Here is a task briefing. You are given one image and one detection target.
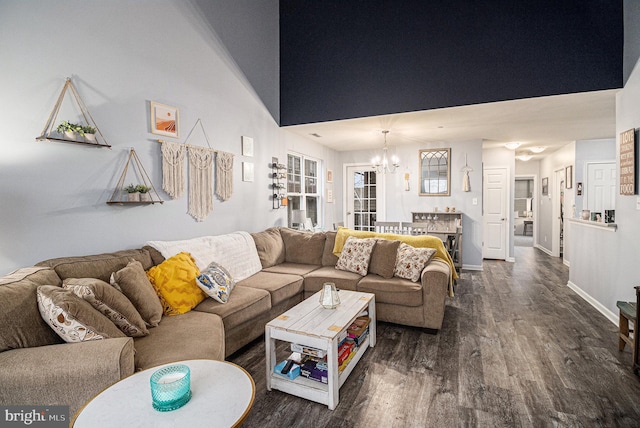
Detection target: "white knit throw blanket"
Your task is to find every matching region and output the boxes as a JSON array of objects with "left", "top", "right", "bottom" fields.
[
  {"left": 161, "top": 141, "right": 186, "bottom": 199},
  {"left": 188, "top": 146, "right": 215, "bottom": 221},
  {"left": 216, "top": 151, "right": 234, "bottom": 201}
]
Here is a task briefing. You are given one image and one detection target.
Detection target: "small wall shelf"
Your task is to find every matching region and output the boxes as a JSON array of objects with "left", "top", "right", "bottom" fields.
[
  {"left": 272, "top": 157, "right": 287, "bottom": 209},
  {"left": 107, "top": 149, "right": 163, "bottom": 205},
  {"left": 36, "top": 77, "right": 111, "bottom": 148}
]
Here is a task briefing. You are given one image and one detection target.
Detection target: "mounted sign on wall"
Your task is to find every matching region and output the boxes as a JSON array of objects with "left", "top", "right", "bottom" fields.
[{"left": 619, "top": 128, "right": 636, "bottom": 195}]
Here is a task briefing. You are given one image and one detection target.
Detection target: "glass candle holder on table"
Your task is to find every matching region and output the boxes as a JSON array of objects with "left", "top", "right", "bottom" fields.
[{"left": 150, "top": 364, "right": 192, "bottom": 412}]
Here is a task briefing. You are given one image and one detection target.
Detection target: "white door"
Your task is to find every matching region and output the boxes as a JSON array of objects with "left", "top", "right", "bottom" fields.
[
  {"left": 344, "top": 165, "right": 378, "bottom": 231},
  {"left": 483, "top": 167, "right": 508, "bottom": 260},
  {"left": 586, "top": 162, "right": 616, "bottom": 213}
]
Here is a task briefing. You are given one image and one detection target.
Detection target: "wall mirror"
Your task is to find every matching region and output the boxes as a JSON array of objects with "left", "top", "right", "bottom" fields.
[{"left": 419, "top": 148, "right": 450, "bottom": 196}]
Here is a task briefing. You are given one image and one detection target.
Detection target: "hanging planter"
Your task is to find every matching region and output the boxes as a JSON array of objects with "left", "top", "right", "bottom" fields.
[
  {"left": 124, "top": 184, "right": 140, "bottom": 202},
  {"left": 55, "top": 121, "right": 81, "bottom": 141},
  {"left": 137, "top": 185, "right": 152, "bottom": 202},
  {"left": 107, "top": 149, "right": 163, "bottom": 205},
  {"left": 36, "top": 77, "right": 111, "bottom": 148},
  {"left": 80, "top": 125, "right": 97, "bottom": 143}
]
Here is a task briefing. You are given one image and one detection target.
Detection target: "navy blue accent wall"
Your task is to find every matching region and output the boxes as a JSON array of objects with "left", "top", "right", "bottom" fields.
[{"left": 280, "top": 0, "right": 623, "bottom": 126}]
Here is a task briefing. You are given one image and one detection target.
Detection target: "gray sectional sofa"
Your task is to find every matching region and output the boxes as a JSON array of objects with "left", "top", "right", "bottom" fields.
[{"left": 0, "top": 227, "right": 451, "bottom": 416}]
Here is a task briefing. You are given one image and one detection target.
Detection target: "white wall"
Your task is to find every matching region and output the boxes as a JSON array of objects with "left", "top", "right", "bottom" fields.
[
  {"left": 0, "top": 1, "right": 336, "bottom": 274},
  {"left": 537, "top": 143, "right": 575, "bottom": 256},
  {"left": 568, "top": 58, "right": 640, "bottom": 322},
  {"left": 339, "top": 140, "right": 484, "bottom": 269},
  {"left": 574, "top": 138, "right": 616, "bottom": 214}
]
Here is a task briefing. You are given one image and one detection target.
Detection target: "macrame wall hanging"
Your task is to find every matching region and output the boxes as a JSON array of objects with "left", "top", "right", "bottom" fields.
[
  {"left": 216, "top": 151, "right": 234, "bottom": 201},
  {"left": 161, "top": 140, "right": 186, "bottom": 199},
  {"left": 157, "top": 118, "right": 234, "bottom": 221},
  {"left": 188, "top": 145, "right": 215, "bottom": 221}
]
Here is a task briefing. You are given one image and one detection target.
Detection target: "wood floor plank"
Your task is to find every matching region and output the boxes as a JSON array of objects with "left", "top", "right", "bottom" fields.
[{"left": 230, "top": 247, "right": 640, "bottom": 427}]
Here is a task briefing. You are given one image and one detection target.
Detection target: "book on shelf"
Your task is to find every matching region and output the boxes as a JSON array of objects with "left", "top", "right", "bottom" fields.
[
  {"left": 290, "top": 343, "right": 327, "bottom": 358},
  {"left": 347, "top": 316, "right": 370, "bottom": 338},
  {"left": 299, "top": 358, "right": 328, "bottom": 384}
]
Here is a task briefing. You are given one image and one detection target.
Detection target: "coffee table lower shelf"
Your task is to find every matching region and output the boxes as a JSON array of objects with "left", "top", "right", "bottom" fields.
[
  {"left": 265, "top": 290, "right": 376, "bottom": 410},
  {"left": 268, "top": 335, "right": 370, "bottom": 406}
]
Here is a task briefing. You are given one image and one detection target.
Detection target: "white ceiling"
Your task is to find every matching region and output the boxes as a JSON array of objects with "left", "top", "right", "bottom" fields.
[{"left": 283, "top": 89, "right": 619, "bottom": 159}]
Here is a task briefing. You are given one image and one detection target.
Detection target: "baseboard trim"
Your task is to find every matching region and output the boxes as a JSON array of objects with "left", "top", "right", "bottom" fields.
[
  {"left": 506, "top": 257, "right": 516, "bottom": 263},
  {"left": 563, "top": 259, "right": 570, "bottom": 268},
  {"left": 566, "top": 280, "right": 617, "bottom": 326},
  {"left": 535, "top": 244, "right": 553, "bottom": 256},
  {"left": 462, "top": 264, "right": 483, "bottom": 271}
]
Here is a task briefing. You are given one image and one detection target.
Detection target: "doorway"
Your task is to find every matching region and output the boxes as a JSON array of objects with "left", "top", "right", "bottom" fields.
[
  {"left": 514, "top": 176, "right": 535, "bottom": 247},
  {"left": 344, "top": 165, "right": 380, "bottom": 231},
  {"left": 483, "top": 167, "right": 509, "bottom": 260}
]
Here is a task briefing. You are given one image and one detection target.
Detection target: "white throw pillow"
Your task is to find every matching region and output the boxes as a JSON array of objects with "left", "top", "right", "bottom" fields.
[
  {"left": 196, "top": 262, "right": 235, "bottom": 304},
  {"left": 393, "top": 243, "right": 436, "bottom": 282},
  {"left": 335, "top": 236, "right": 376, "bottom": 276}
]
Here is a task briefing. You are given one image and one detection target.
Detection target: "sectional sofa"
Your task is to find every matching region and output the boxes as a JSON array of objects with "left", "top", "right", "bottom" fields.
[{"left": 0, "top": 227, "right": 452, "bottom": 416}]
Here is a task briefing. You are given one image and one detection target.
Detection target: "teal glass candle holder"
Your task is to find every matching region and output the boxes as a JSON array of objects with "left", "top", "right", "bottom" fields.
[{"left": 150, "top": 364, "right": 192, "bottom": 412}]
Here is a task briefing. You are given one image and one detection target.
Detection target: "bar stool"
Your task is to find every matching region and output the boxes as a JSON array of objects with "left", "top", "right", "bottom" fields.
[{"left": 617, "top": 300, "right": 637, "bottom": 363}]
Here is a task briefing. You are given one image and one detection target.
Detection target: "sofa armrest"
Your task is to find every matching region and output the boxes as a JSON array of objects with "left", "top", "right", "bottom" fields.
[
  {"left": 419, "top": 259, "right": 451, "bottom": 329},
  {"left": 0, "top": 337, "right": 135, "bottom": 416}
]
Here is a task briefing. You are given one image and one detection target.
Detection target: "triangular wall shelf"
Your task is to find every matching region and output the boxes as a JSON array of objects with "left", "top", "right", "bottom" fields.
[
  {"left": 36, "top": 77, "right": 111, "bottom": 148},
  {"left": 107, "top": 149, "right": 163, "bottom": 205}
]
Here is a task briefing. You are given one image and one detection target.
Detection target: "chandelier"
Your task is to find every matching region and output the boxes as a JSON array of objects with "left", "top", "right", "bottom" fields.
[{"left": 371, "top": 130, "right": 399, "bottom": 174}]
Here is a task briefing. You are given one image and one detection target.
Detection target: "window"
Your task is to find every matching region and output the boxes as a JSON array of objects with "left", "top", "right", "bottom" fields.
[{"left": 287, "top": 153, "right": 321, "bottom": 229}]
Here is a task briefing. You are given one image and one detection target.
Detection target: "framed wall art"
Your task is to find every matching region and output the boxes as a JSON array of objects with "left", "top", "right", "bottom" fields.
[
  {"left": 327, "top": 169, "right": 333, "bottom": 183},
  {"left": 242, "top": 136, "right": 254, "bottom": 157},
  {"left": 620, "top": 128, "right": 636, "bottom": 195},
  {"left": 150, "top": 102, "right": 179, "bottom": 138},
  {"left": 565, "top": 165, "right": 573, "bottom": 189},
  {"left": 542, "top": 177, "right": 549, "bottom": 196},
  {"left": 242, "top": 162, "right": 254, "bottom": 182}
]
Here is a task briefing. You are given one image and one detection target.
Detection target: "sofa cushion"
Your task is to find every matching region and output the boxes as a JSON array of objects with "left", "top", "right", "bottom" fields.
[
  {"left": 146, "top": 252, "right": 206, "bottom": 316},
  {"left": 193, "top": 285, "right": 271, "bottom": 329},
  {"left": 0, "top": 267, "right": 64, "bottom": 352},
  {"left": 369, "top": 239, "right": 401, "bottom": 279},
  {"left": 142, "top": 245, "right": 166, "bottom": 266},
  {"left": 356, "top": 275, "right": 423, "bottom": 307},
  {"left": 111, "top": 260, "right": 163, "bottom": 327},
  {"left": 37, "top": 285, "right": 126, "bottom": 342},
  {"left": 133, "top": 311, "right": 225, "bottom": 370},
  {"left": 280, "top": 228, "right": 325, "bottom": 265},
  {"left": 35, "top": 249, "right": 154, "bottom": 283},
  {"left": 322, "top": 231, "right": 339, "bottom": 266},
  {"left": 196, "top": 261, "right": 236, "bottom": 304},
  {"left": 251, "top": 227, "right": 285, "bottom": 268},
  {"left": 63, "top": 278, "right": 149, "bottom": 337},
  {"left": 394, "top": 243, "right": 436, "bottom": 282},
  {"left": 303, "top": 266, "right": 362, "bottom": 293},
  {"left": 237, "top": 271, "right": 303, "bottom": 306},
  {"left": 262, "top": 262, "right": 320, "bottom": 276},
  {"left": 335, "top": 237, "right": 376, "bottom": 276}
]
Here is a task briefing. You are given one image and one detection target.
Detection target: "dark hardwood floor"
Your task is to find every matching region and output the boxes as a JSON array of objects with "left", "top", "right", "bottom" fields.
[{"left": 229, "top": 247, "right": 640, "bottom": 427}]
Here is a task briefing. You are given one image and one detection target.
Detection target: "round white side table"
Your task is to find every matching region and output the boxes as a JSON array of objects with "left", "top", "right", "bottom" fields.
[{"left": 72, "top": 359, "right": 255, "bottom": 427}]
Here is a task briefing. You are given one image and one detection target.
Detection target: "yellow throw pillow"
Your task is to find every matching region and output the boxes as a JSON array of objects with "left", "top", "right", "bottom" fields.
[{"left": 146, "top": 252, "right": 206, "bottom": 316}]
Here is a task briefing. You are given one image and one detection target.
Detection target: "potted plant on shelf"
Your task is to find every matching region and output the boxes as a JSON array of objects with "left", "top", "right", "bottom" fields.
[
  {"left": 79, "top": 125, "right": 97, "bottom": 143},
  {"left": 55, "top": 121, "right": 81, "bottom": 140},
  {"left": 136, "top": 184, "right": 152, "bottom": 202},
  {"left": 124, "top": 184, "right": 140, "bottom": 202}
]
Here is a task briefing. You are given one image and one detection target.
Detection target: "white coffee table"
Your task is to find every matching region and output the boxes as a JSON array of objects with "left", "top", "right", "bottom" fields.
[
  {"left": 265, "top": 290, "right": 376, "bottom": 410},
  {"left": 72, "top": 359, "right": 254, "bottom": 427}
]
